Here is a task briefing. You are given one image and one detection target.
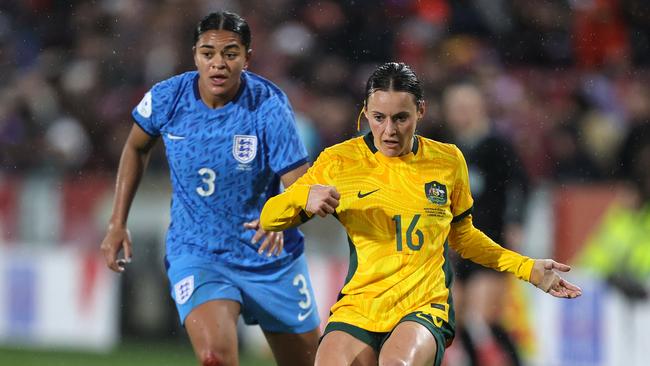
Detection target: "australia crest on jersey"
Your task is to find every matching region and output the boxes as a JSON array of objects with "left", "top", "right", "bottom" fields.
[
  {"left": 233, "top": 135, "right": 258, "bottom": 164},
  {"left": 425, "top": 181, "right": 447, "bottom": 205}
]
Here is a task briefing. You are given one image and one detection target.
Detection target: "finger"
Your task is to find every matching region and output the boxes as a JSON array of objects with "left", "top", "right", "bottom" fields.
[
  {"left": 548, "top": 288, "right": 566, "bottom": 298},
  {"left": 330, "top": 188, "right": 341, "bottom": 200},
  {"left": 104, "top": 250, "right": 120, "bottom": 272},
  {"left": 560, "top": 279, "right": 582, "bottom": 293},
  {"left": 325, "top": 196, "right": 340, "bottom": 209},
  {"left": 258, "top": 233, "right": 272, "bottom": 254},
  {"left": 274, "top": 235, "right": 284, "bottom": 256},
  {"left": 243, "top": 220, "right": 259, "bottom": 229},
  {"left": 251, "top": 228, "right": 264, "bottom": 244},
  {"left": 123, "top": 239, "right": 133, "bottom": 262},
  {"left": 266, "top": 232, "right": 280, "bottom": 257},
  {"left": 322, "top": 203, "right": 336, "bottom": 214},
  {"left": 552, "top": 261, "right": 571, "bottom": 272}
]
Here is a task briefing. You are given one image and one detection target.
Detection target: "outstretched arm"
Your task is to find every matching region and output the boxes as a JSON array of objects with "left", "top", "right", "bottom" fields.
[
  {"left": 529, "top": 259, "right": 582, "bottom": 298},
  {"left": 100, "top": 124, "right": 157, "bottom": 272}
]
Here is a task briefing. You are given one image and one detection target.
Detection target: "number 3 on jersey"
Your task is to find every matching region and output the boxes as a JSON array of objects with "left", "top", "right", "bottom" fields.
[{"left": 196, "top": 167, "right": 216, "bottom": 197}]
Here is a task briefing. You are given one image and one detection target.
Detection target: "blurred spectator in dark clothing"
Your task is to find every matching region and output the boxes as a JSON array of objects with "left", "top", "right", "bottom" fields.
[
  {"left": 439, "top": 82, "right": 528, "bottom": 366},
  {"left": 547, "top": 123, "right": 603, "bottom": 183},
  {"left": 622, "top": 0, "right": 650, "bottom": 65}
]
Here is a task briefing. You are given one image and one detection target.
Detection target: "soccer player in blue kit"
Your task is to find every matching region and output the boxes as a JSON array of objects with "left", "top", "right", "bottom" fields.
[{"left": 100, "top": 11, "right": 320, "bottom": 366}]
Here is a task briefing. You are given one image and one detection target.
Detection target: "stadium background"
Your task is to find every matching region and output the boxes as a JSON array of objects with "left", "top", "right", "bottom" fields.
[{"left": 1, "top": 0, "right": 649, "bottom": 365}]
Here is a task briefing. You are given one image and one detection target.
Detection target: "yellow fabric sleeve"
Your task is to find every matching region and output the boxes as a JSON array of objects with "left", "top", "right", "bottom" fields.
[
  {"left": 260, "top": 184, "right": 312, "bottom": 231},
  {"left": 449, "top": 215, "right": 534, "bottom": 281},
  {"left": 450, "top": 145, "right": 474, "bottom": 217},
  {"left": 261, "top": 148, "right": 340, "bottom": 231}
]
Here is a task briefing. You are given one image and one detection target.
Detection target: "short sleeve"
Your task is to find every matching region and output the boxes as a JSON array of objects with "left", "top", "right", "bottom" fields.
[
  {"left": 450, "top": 145, "right": 474, "bottom": 222},
  {"left": 131, "top": 77, "right": 179, "bottom": 136},
  {"left": 261, "top": 94, "right": 309, "bottom": 175}
]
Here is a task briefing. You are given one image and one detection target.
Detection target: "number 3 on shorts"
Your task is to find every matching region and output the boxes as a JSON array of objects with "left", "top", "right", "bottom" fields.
[{"left": 293, "top": 274, "right": 312, "bottom": 309}]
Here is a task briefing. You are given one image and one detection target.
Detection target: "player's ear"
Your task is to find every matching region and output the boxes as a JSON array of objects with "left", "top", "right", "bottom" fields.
[
  {"left": 417, "top": 100, "right": 426, "bottom": 120},
  {"left": 192, "top": 46, "right": 199, "bottom": 68},
  {"left": 244, "top": 49, "right": 252, "bottom": 70}
]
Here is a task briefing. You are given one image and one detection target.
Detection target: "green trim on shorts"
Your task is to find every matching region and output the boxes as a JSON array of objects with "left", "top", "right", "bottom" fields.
[
  {"left": 399, "top": 312, "right": 455, "bottom": 366},
  {"left": 323, "top": 313, "right": 455, "bottom": 366},
  {"left": 322, "top": 322, "right": 388, "bottom": 352}
]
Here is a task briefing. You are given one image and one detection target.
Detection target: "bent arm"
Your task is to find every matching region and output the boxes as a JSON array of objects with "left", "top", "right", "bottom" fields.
[
  {"left": 449, "top": 215, "right": 534, "bottom": 281},
  {"left": 280, "top": 162, "right": 309, "bottom": 188},
  {"left": 260, "top": 184, "right": 312, "bottom": 231},
  {"left": 109, "top": 124, "right": 158, "bottom": 227}
]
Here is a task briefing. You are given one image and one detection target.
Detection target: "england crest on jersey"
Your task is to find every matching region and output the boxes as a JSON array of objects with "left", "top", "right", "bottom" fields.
[
  {"left": 233, "top": 135, "right": 258, "bottom": 164},
  {"left": 174, "top": 275, "right": 194, "bottom": 305}
]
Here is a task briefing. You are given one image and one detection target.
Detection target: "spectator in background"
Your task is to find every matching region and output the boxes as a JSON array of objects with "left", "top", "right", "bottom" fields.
[
  {"left": 581, "top": 84, "right": 650, "bottom": 300},
  {"left": 100, "top": 11, "right": 320, "bottom": 366},
  {"left": 441, "top": 82, "right": 529, "bottom": 366}
]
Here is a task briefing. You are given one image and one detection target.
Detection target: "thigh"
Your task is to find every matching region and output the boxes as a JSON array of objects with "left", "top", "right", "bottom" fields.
[
  {"left": 317, "top": 330, "right": 378, "bottom": 366},
  {"left": 185, "top": 299, "right": 241, "bottom": 366},
  {"left": 263, "top": 327, "right": 320, "bottom": 366},
  {"left": 240, "top": 254, "right": 320, "bottom": 333},
  {"left": 166, "top": 254, "right": 243, "bottom": 325},
  {"left": 379, "top": 321, "right": 438, "bottom": 366}
]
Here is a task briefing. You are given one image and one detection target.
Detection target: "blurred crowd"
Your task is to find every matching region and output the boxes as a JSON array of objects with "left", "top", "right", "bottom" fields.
[{"left": 1, "top": 0, "right": 650, "bottom": 185}]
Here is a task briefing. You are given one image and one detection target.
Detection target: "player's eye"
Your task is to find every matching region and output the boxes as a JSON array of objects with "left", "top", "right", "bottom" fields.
[
  {"left": 373, "top": 114, "right": 385, "bottom": 122},
  {"left": 394, "top": 113, "right": 409, "bottom": 123},
  {"left": 202, "top": 52, "right": 213, "bottom": 59},
  {"left": 224, "top": 52, "right": 238, "bottom": 60}
]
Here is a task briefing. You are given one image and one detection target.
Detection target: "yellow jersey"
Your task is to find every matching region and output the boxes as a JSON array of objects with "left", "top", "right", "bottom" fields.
[{"left": 261, "top": 133, "right": 533, "bottom": 332}]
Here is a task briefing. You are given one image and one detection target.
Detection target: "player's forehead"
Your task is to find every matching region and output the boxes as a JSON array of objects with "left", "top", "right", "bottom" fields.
[
  {"left": 195, "top": 29, "right": 244, "bottom": 50},
  {"left": 367, "top": 90, "right": 418, "bottom": 113}
]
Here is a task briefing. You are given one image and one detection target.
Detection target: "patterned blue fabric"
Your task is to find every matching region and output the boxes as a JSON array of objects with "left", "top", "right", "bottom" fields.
[
  {"left": 167, "top": 252, "right": 320, "bottom": 332},
  {"left": 132, "top": 71, "right": 308, "bottom": 268}
]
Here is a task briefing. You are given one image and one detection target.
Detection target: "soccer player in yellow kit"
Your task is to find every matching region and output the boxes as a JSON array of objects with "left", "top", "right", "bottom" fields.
[{"left": 260, "top": 62, "right": 582, "bottom": 366}]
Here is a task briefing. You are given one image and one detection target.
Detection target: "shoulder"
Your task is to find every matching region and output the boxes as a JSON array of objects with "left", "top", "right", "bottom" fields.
[
  {"left": 151, "top": 71, "right": 195, "bottom": 97},
  {"left": 418, "top": 135, "right": 464, "bottom": 161},
  {"left": 243, "top": 71, "right": 291, "bottom": 109},
  {"left": 318, "top": 136, "right": 367, "bottom": 162}
]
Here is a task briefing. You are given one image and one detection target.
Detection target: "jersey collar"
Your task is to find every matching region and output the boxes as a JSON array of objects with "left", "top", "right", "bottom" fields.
[{"left": 193, "top": 72, "right": 247, "bottom": 106}]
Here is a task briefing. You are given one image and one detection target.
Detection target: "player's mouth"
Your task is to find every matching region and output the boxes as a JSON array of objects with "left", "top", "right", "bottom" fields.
[
  {"left": 209, "top": 74, "right": 228, "bottom": 86},
  {"left": 383, "top": 139, "right": 400, "bottom": 149}
]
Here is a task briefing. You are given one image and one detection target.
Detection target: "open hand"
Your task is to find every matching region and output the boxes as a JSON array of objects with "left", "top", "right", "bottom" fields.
[
  {"left": 244, "top": 219, "right": 284, "bottom": 256},
  {"left": 530, "top": 259, "right": 582, "bottom": 298}
]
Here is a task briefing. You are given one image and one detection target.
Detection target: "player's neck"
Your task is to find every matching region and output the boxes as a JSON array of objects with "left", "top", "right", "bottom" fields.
[{"left": 199, "top": 79, "right": 241, "bottom": 109}]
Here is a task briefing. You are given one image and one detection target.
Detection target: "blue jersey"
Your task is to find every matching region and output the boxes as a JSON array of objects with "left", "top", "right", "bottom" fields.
[{"left": 132, "top": 71, "right": 309, "bottom": 268}]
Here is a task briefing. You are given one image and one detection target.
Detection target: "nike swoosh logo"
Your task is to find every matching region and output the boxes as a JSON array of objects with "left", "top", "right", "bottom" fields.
[
  {"left": 357, "top": 189, "right": 380, "bottom": 198},
  {"left": 167, "top": 133, "right": 185, "bottom": 140},
  {"left": 297, "top": 307, "right": 314, "bottom": 322}
]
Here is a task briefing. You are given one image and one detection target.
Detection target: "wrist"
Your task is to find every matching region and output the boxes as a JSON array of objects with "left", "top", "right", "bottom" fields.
[{"left": 108, "top": 218, "right": 127, "bottom": 230}]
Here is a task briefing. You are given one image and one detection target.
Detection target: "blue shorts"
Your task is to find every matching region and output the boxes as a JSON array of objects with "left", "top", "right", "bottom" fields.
[{"left": 166, "top": 252, "right": 320, "bottom": 334}]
